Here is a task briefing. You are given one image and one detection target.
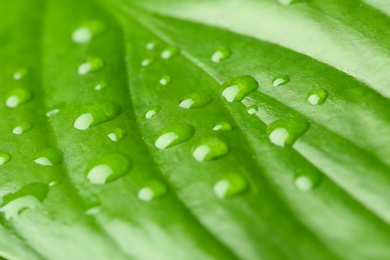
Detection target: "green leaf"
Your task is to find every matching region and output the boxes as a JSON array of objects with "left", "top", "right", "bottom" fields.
[{"left": 0, "top": 0, "right": 389, "bottom": 259}]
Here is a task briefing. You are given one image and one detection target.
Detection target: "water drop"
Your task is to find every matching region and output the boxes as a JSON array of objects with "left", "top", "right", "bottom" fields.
[
  {"left": 192, "top": 137, "right": 229, "bottom": 162},
  {"left": 13, "top": 68, "right": 28, "bottom": 80},
  {"left": 107, "top": 127, "right": 126, "bottom": 142},
  {"left": 278, "top": 0, "right": 309, "bottom": 5},
  {"left": 138, "top": 180, "right": 167, "bottom": 202},
  {"left": 0, "top": 183, "right": 48, "bottom": 220},
  {"left": 145, "top": 106, "right": 159, "bottom": 119},
  {"left": 213, "top": 121, "right": 232, "bottom": 131},
  {"left": 307, "top": 89, "right": 327, "bottom": 106},
  {"left": 85, "top": 206, "right": 101, "bottom": 216},
  {"left": 73, "top": 102, "right": 121, "bottom": 130},
  {"left": 78, "top": 57, "right": 105, "bottom": 75},
  {"left": 246, "top": 105, "right": 258, "bottom": 115},
  {"left": 221, "top": 75, "right": 258, "bottom": 102},
  {"left": 0, "top": 153, "right": 10, "bottom": 165},
  {"left": 5, "top": 88, "right": 32, "bottom": 108},
  {"left": 86, "top": 153, "right": 132, "bottom": 185},
  {"left": 272, "top": 75, "right": 290, "bottom": 86},
  {"left": 161, "top": 46, "right": 179, "bottom": 59},
  {"left": 94, "top": 81, "right": 107, "bottom": 91},
  {"left": 46, "top": 108, "right": 60, "bottom": 117},
  {"left": 34, "top": 147, "right": 63, "bottom": 166},
  {"left": 267, "top": 118, "right": 310, "bottom": 147},
  {"left": 71, "top": 20, "right": 106, "bottom": 44},
  {"left": 154, "top": 125, "right": 194, "bottom": 150},
  {"left": 12, "top": 121, "right": 32, "bottom": 135},
  {"left": 211, "top": 47, "right": 231, "bottom": 63},
  {"left": 294, "top": 170, "right": 322, "bottom": 191},
  {"left": 159, "top": 75, "right": 171, "bottom": 86},
  {"left": 146, "top": 41, "right": 158, "bottom": 50},
  {"left": 179, "top": 93, "right": 211, "bottom": 109},
  {"left": 141, "top": 58, "right": 153, "bottom": 67},
  {"left": 48, "top": 181, "right": 58, "bottom": 187},
  {"left": 213, "top": 173, "right": 247, "bottom": 199}
]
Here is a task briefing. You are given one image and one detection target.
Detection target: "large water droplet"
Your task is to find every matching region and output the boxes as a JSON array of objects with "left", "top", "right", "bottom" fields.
[
  {"left": 86, "top": 153, "right": 132, "bottom": 185},
  {"left": 13, "top": 68, "right": 28, "bottom": 80},
  {"left": 71, "top": 20, "right": 106, "bottom": 44},
  {"left": 0, "top": 183, "right": 48, "bottom": 220},
  {"left": 179, "top": 93, "right": 211, "bottom": 109},
  {"left": 78, "top": 57, "right": 105, "bottom": 75},
  {"left": 5, "top": 88, "right": 32, "bottom": 108},
  {"left": 154, "top": 125, "right": 195, "bottom": 150},
  {"left": 211, "top": 47, "right": 231, "bottom": 63},
  {"left": 221, "top": 75, "right": 258, "bottom": 102},
  {"left": 12, "top": 121, "right": 32, "bottom": 135},
  {"left": 0, "top": 153, "right": 10, "bottom": 165},
  {"left": 213, "top": 173, "right": 248, "bottom": 199},
  {"left": 161, "top": 46, "right": 179, "bottom": 59},
  {"left": 294, "top": 170, "right": 322, "bottom": 191},
  {"left": 145, "top": 106, "right": 159, "bottom": 119},
  {"left": 272, "top": 75, "right": 290, "bottom": 86},
  {"left": 267, "top": 118, "right": 310, "bottom": 147},
  {"left": 246, "top": 105, "right": 259, "bottom": 115},
  {"left": 138, "top": 180, "right": 168, "bottom": 202},
  {"left": 107, "top": 127, "right": 126, "bottom": 142},
  {"left": 213, "top": 121, "right": 233, "bottom": 131},
  {"left": 192, "top": 137, "right": 229, "bottom": 162},
  {"left": 34, "top": 148, "right": 63, "bottom": 166},
  {"left": 307, "top": 89, "right": 327, "bottom": 106},
  {"left": 73, "top": 102, "right": 121, "bottom": 130},
  {"left": 159, "top": 75, "right": 171, "bottom": 86}
]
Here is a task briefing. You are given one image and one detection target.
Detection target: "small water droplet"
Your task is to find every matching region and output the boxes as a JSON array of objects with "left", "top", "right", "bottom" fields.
[
  {"left": 12, "top": 121, "right": 32, "bottom": 135},
  {"left": 294, "top": 170, "right": 322, "bottom": 191},
  {"left": 146, "top": 41, "right": 158, "bottom": 50},
  {"left": 159, "top": 75, "right": 171, "bottom": 86},
  {"left": 161, "top": 46, "right": 179, "bottom": 59},
  {"left": 307, "top": 89, "right": 327, "bottom": 106},
  {"left": 5, "top": 88, "right": 32, "bottom": 108},
  {"left": 34, "top": 148, "right": 63, "bottom": 166},
  {"left": 192, "top": 137, "right": 229, "bottom": 162},
  {"left": 154, "top": 125, "right": 195, "bottom": 150},
  {"left": 0, "top": 183, "right": 48, "bottom": 220},
  {"left": 12, "top": 68, "right": 28, "bottom": 80},
  {"left": 94, "top": 81, "right": 107, "bottom": 91},
  {"left": 86, "top": 153, "right": 132, "bottom": 185},
  {"left": 145, "top": 106, "right": 159, "bottom": 119},
  {"left": 221, "top": 75, "right": 258, "bottom": 102},
  {"left": 278, "top": 0, "right": 308, "bottom": 5},
  {"left": 213, "top": 173, "right": 247, "bottom": 199},
  {"left": 71, "top": 20, "right": 106, "bottom": 44},
  {"left": 85, "top": 206, "right": 101, "bottom": 215},
  {"left": 179, "top": 93, "right": 211, "bottom": 109},
  {"left": 138, "top": 180, "right": 167, "bottom": 202},
  {"left": 0, "top": 153, "right": 11, "bottom": 165},
  {"left": 213, "top": 121, "right": 232, "bottom": 131},
  {"left": 73, "top": 102, "right": 121, "bottom": 130},
  {"left": 211, "top": 47, "right": 231, "bottom": 63},
  {"left": 107, "top": 127, "right": 126, "bottom": 142},
  {"left": 141, "top": 58, "right": 153, "bottom": 67},
  {"left": 272, "top": 75, "right": 290, "bottom": 86},
  {"left": 267, "top": 118, "right": 310, "bottom": 147},
  {"left": 46, "top": 108, "right": 60, "bottom": 117},
  {"left": 48, "top": 181, "right": 58, "bottom": 187},
  {"left": 246, "top": 105, "right": 258, "bottom": 115},
  {"left": 78, "top": 57, "right": 105, "bottom": 75}
]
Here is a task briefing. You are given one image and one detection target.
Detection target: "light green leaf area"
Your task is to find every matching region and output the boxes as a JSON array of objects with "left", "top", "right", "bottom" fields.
[{"left": 0, "top": 0, "right": 389, "bottom": 259}]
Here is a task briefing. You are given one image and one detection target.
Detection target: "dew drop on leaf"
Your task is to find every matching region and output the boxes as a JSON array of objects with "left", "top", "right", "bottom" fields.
[
  {"left": 213, "top": 173, "right": 248, "bottom": 199},
  {"left": 159, "top": 75, "right": 171, "bottom": 86},
  {"left": 85, "top": 206, "right": 101, "bottom": 216},
  {"left": 77, "top": 57, "right": 105, "bottom": 75},
  {"left": 141, "top": 58, "right": 153, "bottom": 67},
  {"left": 294, "top": 170, "right": 322, "bottom": 191},
  {"left": 5, "top": 88, "right": 32, "bottom": 108},
  {"left": 267, "top": 118, "right": 310, "bottom": 147},
  {"left": 71, "top": 20, "right": 106, "bottom": 44},
  {"left": 246, "top": 105, "right": 259, "bottom": 115},
  {"left": 211, "top": 47, "right": 231, "bottom": 63},
  {"left": 107, "top": 127, "right": 126, "bottom": 142},
  {"left": 12, "top": 121, "right": 32, "bottom": 135},
  {"left": 46, "top": 108, "right": 60, "bottom": 117},
  {"left": 213, "top": 121, "right": 233, "bottom": 131},
  {"left": 161, "top": 46, "right": 179, "bottom": 59},
  {"left": 307, "top": 88, "right": 327, "bottom": 105},
  {"left": 221, "top": 75, "right": 258, "bottom": 102},
  {"left": 86, "top": 153, "right": 132, "bottom": 185},
  {"left": 192, "top": 137, "right": 229, "bottom": 162},
  {"left": 146, "top": 41, "right": 158, "bottom": 50},
  {"left": 272, "top": 75, "right": 290, "bottom": 86},
  {"left": 179, "top": 93, "right": 211, "bottom": 109},
  {"left": 0, "top": 183, "right": 48, "bottom": 220},
  {"left": 73, "top": 102, "right": 121, "bottom": 130},
  {"left": 138, "top": 180, "right": 168, "bottom": 202},
  {"left": 34, "top": 147, "right": 63, "bottom": 166},
  {"left": 12, "top": 68, "right": 28, "bottom": 80},
  {"left": 94, "top": 81, "right": 107, "bottom": 91},
  {"left": 154, "top": 125, "right": 195, "bottom": 150},
  {"left": 0, "top": 153, "right": 11, "bottom": 165},
  {"left": 145, "top": 106, "right": 159, "bottom": 119},
  {"left": 278, "top": 0, "right": 308, "bottom": 5}
]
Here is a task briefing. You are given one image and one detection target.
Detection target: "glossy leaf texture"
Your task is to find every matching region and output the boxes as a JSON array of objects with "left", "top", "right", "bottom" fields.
[{"left": 0, "top": 0, "right": 389, "bottom": 259}]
